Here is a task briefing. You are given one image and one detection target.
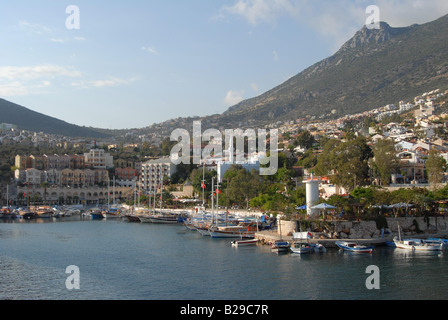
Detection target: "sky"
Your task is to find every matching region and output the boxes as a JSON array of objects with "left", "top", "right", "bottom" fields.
[{"left": 0, "top": 0, "right": 447, "bottom": 130}]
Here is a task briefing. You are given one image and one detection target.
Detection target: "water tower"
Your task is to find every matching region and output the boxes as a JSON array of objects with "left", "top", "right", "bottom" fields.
[{"left": 303, "top": 174, "right": 320, "bottom": 217}]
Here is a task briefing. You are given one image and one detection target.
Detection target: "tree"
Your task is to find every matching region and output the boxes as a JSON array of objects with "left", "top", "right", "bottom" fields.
[
  {"left": 315, "top": 136, "right": 373, "bottom": 191},
  {"left": 370, "top": 138, "right": 399, "bottom": 186},
  {"left": 426, "top": 149, "right": 446, "bottom": 189},
  {"left": 295, "top": 130, "right": 315, "bottom": 149}
]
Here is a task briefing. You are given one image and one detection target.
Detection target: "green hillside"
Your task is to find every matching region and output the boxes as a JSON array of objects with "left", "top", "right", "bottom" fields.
[{"left": 0, "top": 99, "right": 109, "bottom": 138}]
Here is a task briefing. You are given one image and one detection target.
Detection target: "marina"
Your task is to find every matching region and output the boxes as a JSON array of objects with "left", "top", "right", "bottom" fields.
[{"left": 1, "top": 205, "right": 448, "bottom": 300}]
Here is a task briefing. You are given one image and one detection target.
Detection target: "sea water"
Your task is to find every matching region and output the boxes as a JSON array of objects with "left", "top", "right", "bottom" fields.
[{"left": 0, "top": 217, "right": 447, "bottom": 301}]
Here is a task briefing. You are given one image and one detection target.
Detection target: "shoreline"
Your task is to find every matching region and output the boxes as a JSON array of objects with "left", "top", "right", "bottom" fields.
[{"left": 254, "top": 230, "right": 448, "bottom": 248}]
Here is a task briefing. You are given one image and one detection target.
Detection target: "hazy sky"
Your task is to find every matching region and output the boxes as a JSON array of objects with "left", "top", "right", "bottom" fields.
[{"left": 0, "top": 0, "right": 447, "bottom": 129}]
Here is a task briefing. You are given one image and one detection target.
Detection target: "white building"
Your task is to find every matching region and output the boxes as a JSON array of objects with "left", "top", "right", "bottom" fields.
[
  {"left": 83, "top": 149, "right": 113, "bottom": 169},
  {"left": 140, "top": 157, "right": 177, "bottom": 192}
]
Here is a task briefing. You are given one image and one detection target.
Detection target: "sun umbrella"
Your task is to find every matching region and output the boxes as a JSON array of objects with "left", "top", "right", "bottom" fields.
[
  {"left": 311, "top": 203, "right": 337, "bottom": 219},
  {"left": 311, "top": 203, "right": 337, "bottom": 209},
  {"left": 296, "top": 205, "right": 307, "bottom": 210}
]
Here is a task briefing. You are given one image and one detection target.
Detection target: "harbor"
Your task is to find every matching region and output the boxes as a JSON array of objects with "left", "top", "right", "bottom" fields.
[{"left": 1, "top": 213, "right": 448, "bottom": 301}]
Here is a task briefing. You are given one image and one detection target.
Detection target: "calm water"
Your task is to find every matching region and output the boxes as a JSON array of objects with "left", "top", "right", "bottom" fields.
[{"left": 0, "top": 216, "right": 447, "bottom": 301}]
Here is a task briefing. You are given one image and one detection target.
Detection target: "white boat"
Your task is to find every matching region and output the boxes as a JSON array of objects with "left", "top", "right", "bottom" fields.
[
  {"left": 231, "top": 239, "right": 259, "bottom": 246},
  {"left": 290, "top": 242, "right": 312, "bottom": 254},
  {"left": 393, "top": 222, "right": 442, "bottom": 251},
  {"left": 336, "top": 241, "right": 374, "bottom": 253},
  {"left": 292, "top": 231, "right": 326, "bottom": 253},
  {"left": 393, "top": 237, "right": 443, "bottom": 251}
]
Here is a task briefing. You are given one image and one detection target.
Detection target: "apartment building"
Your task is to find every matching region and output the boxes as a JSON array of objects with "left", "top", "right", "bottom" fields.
[
  {"left": 84, "top": 149, "right": 114, "bottom": 169},
  {"left": 140, "top": 157, "right": 177, "bottom": 192}
]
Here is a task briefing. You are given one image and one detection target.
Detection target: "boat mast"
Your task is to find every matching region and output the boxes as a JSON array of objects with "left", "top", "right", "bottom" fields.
[
  {"left": 160, "top": 178, "right": 163, "bottom": 213},
  {"left": 216, "top": 179, "right": 220, "bottom": 227},
  {"left": 211, "top": 177, "right": 214, "bottom": 224}
]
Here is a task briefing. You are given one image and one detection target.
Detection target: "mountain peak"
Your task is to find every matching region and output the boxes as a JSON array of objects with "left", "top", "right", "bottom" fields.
[{"left": 339, "top": 21, "right": 415, "bottom": 51}]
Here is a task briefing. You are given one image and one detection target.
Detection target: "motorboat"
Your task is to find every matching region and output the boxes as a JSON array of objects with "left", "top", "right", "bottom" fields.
[
  {"left": 393, "top": 237, "right": 443, "bottom": 251},
  {"left": 231, "top": 239, "right": 259, "bottom": 247},
  {"left": 335, "top": 241, "right": 374, "bottom": 253},
  {"left": 290, "top": 242, "right": 312, "bottom": 254},
  {"left": 271, "top": 240, "right": 290, "bottom": 253}
]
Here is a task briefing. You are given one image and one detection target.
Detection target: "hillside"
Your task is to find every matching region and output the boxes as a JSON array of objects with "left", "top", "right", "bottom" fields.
[
  {"left": 221, "top": 15, "right": 448, "bottom": 126},
  {"left": 0, "top": 99, "right": 109, "bottom": 138}
]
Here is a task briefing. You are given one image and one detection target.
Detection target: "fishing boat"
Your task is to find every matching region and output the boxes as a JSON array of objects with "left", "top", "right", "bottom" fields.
[
  {"left": 290, "top": 242, "right": 312, "bottom": 254},
  {"left": 426, "top": 238, "right": 448, "bottom": 247},
  {"left": 271, "top": 240, "right": 291, "bottom": 253},
  {"left": 393, "top": 222, "right": 442, "bottom": 251},
  {"left": 335, "top": 241, "right": 374, "bottom": 253},
  {"left": 89, "top": 208, "right": 104, "bottom": 220},
  {"left": 231, "top": 239, "right": 259, "bottom": 247},
  {"left": 393, "top": 237, "right": 443, "bottom": 251}
]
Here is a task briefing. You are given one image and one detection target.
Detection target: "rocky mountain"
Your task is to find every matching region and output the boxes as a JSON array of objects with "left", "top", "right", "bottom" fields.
[{"left": 220, "top": 14, "right": 448, "bottom": 126}]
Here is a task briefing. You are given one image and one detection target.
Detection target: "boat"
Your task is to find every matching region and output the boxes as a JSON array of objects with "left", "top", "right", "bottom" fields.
[
  {"left": 426, "top": 238, "right": 448, "bottom": 248},
  {"left": 271, "top": 240, "right": 291, "bottom": 253},
  {"left": 149, "top": 214, "right": 181, "bottom": 224},
  {"left": 0, "top": 207, "right": 17, "bottom": 219},
  {"left": 335, "top": 241, "right": 374, "bottom": 253},
  {"left": 90, "top": 208, "right": 104, "bottom": 220},
  {"left": 209, "top": 225, "right": 256, "bottom": 238},
  {"left": 22, "top": 211, "right": 38, "bottom": 220},
  {"left": 291, "top": 231, "right": 326, "bottom": 253},
  {"left": 231, "top": 239, "right": 259, "bottom": 247},
  {"left": 124, "top": 214, "right": 141, "bottom": 222},
  {"left": 393, "top": 237, "right": 443, "bottom": 251},
  {"left": 393, "top": 222, "right": 442, "bottom": 251},
  {"left": 290, "top": 242, "right": 312, "bottom": 254}
]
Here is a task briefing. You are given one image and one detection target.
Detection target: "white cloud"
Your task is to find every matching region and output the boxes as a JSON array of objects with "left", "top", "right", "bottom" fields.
[
  {"left": 18, "top": 20, "right": 51, "bottom": 35},
  {"left": 141, "top": 46, "right": 159, "bottom": 55},
  {"left": 220, "top": 0, "right": 299, "bottom": 25},
  {"left": 0, "top": 65, "right": 81, "bottom": 81},
  {"left": 0, "top": 65, "right": 81, "bottom": 97},
  {"left": 0, "top": 82, "right": 29, "bottom": 96},
  {"left": 224, "top": 90, "right": 245, "bottom": 106},
  {"left": 74, "top": 36, "right": 86, "bottom": 41},
  {"left": 71, "top": 77, "right": 138, "bottom": 89}
]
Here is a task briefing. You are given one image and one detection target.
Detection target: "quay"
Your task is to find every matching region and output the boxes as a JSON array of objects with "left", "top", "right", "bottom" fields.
[
  {"left": 254, "top": 230, "right": 448, "bottom": 248},
  {"left": 254, "top": 230, "right": 387, "bottom": 248}
]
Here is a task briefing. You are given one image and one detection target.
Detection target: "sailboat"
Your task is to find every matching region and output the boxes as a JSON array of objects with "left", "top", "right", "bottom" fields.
[{"left": 393, "top": 222, "right": 442, "bottom": 251}]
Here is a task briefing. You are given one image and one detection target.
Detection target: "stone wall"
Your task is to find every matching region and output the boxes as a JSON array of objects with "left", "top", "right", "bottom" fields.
[{"left": 282, "top": 216, "right": 448, "bottom": 239}]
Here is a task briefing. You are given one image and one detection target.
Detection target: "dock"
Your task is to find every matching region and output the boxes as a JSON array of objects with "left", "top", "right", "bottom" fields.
[{"left": 254, "top": 230, "right": 387, "bottom": 248}]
